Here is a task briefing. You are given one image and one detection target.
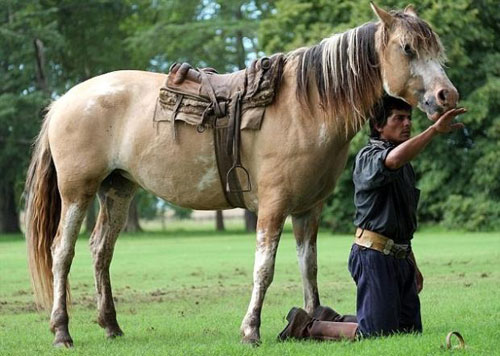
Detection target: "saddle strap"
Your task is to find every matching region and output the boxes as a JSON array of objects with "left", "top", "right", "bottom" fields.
[
  {"left": 199, "top": 70, "right": 224, "bottom": 117},
  {"left": 214, "top": 124, "right": 247, "bottom": 209},
  {"left": 225, "top": 91, "right": 251, "bottom": 194},
  {"left": 170, "top": 94, "right": 183, "bottom": 141}
]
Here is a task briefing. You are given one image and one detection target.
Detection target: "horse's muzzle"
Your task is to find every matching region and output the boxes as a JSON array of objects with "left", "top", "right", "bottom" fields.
[{"left": 422, "top": 86, "right": 459, "bottom": 121}]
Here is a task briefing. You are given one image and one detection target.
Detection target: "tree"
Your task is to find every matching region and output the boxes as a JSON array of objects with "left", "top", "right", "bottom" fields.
[
  {"left": 124, "top": 195, "right": 142, "bottom": 233},
  {"left": 244, "top": 210, "right": 257, "bottom": 232},
  {"left": 411, "top": 0, "right": 500, "bottom": 231},
  {"left": 216, "top": 210, "right": 225, "bottom": 231},
  {"left": 125, "top": 0, "right": 273, "bottom": 72},
  {"left": 0, "top": 1, "right": 59, "bottom": 233}
]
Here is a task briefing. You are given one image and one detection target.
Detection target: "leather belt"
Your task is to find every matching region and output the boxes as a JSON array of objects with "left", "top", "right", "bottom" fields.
[{"left": 355, "top": 228, "right": 409, "bottom": 259}]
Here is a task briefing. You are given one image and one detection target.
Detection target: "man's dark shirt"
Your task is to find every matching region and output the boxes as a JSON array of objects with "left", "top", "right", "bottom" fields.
[{"left": 353, "top": 138, "right": 420, "bottom": 243}]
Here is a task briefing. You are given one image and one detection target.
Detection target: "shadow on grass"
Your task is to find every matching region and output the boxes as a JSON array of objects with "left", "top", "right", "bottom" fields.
[
  {"left": 118, "top": 228, "right": 255, "bottom": 239},
  {"left": 0, "top": 226, "right": 341, "bottom": 243},
  {"left": 0, "top": 227, "right": 292, "bottom": 242},
  {"left": 111, "top": 224, "right": 296, "bottom": 240},
  {"left": 0, "top": 228, "right": 255, "bottom": 243}
]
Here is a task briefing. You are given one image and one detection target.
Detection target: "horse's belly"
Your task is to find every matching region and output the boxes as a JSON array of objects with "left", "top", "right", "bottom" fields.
[
  {"left": 135, "top": 163, "right": 230, "bottom": 210},
  {"left": 125, "top": 124, "right": 231, "bottom": 210}
]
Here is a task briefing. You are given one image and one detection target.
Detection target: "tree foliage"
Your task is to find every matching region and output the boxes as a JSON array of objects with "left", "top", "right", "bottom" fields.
[
  {"left": 0, "top": 0, "right": 58, "bottom": 232},
  {"left": 125, "top": 0, "right": 274, "bottom": 72},
  {"left": 1, "top": 0, "right": 498, "bottom": 232}
]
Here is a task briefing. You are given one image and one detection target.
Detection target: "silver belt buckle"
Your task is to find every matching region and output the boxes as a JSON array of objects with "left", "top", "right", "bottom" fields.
[
  {"left": 394, "top": 248, "right": 407, "bottom": 259},
  {"left": 383, "top": 239, "right": 394, "bottom": 255}
]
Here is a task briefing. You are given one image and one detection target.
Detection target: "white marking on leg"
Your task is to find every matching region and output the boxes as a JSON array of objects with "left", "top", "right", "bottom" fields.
[
  {"left": 297, "top": 240, "right": 319, "bottom": 312},
  {"left": 241, "top": 229, "right": 279, "bottom": 338},
  {"left": 51, "top": 203, "right": 84, "bottom": 316}
]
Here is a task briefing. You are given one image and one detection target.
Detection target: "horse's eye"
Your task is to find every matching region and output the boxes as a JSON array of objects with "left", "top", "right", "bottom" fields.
[{"left": 403, "top": 44, "right": 414, "bottom": 56}]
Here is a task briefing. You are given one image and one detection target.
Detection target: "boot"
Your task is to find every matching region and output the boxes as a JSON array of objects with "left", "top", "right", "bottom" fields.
[
  {"left": 277, "top": 307, "right": 314, "bottom": 341},
  {"left": 338, "top": 314, "right": 357, "bottom": 323},
  {"left": 308, "top": 320, "right": 358, "bottom": 341},
  {"left": 278, "top": 307, "right": 358, "bottom": 341},
  {"left": 312, "top": 305, "right": 357, "bottom": 323}
]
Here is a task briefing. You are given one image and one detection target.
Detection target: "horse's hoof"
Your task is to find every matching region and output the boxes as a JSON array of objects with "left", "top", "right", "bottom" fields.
[
  {"left": 53, "top": 330, "right": 73, "bottom": 348},
  {"left": 106, "top": 328, "right": 124, "bottom": 339},
  {"left": 53, "top": 338, "right": 74, "bottom": 348},
  {"left": 241, "top": 335, "right": 261, "bottom": 347}
]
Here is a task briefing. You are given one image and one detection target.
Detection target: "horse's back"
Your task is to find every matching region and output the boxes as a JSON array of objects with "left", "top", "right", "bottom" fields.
[{"left": 47, "top": 70, "right": 230, "bottom": 209}]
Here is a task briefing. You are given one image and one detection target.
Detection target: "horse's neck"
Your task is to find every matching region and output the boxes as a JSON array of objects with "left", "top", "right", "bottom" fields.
[{"left": 288, "top": 22, "right": 383, "bottom": 139}]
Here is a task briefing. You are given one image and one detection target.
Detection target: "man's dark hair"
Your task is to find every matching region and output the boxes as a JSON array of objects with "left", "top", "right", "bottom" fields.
[{"left": 370, "top": 96, "right": 412, "bottom": 137}]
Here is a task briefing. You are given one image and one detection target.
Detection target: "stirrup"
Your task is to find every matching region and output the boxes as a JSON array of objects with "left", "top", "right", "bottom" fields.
[
  {"left": 226, "top": 164, "right": 251, "bottom": 193},
  {"left": 444, "top": 331, "right": 466, "bottom": 350}
]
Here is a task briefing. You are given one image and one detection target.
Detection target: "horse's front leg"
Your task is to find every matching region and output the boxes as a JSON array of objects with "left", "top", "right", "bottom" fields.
[
  {"left": 240, "top": 208, "right": 286, "bottom": 345},
  {"left": 291, "top": 202, "right": 323, "bottom": 314}
]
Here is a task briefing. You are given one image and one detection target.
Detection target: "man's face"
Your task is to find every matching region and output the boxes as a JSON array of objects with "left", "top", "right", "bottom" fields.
[{"left": 377, "top": 109, "right": 412, "bottom": 144}]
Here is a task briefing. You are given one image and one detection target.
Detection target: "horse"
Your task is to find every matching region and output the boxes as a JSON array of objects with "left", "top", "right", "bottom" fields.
[{"left": 25, "top": 3, "right": 458, "bottom": 347}]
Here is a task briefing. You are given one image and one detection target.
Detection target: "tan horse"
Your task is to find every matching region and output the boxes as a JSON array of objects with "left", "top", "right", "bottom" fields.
[{"left": 25, "top": 3, "right": 458, "bottom": 347}]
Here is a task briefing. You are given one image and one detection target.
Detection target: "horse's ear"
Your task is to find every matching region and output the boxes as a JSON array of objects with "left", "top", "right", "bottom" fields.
[
  {"left": 370, "top": 2, "right": 394, "bottom": 27},
  {"left": 404, "top": 4, "right": 418, "bottom": 17}
]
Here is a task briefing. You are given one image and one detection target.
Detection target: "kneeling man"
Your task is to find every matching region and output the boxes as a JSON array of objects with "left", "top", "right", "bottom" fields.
[{"left": 278, "top": 96, "right": 465, "bottom": 341}]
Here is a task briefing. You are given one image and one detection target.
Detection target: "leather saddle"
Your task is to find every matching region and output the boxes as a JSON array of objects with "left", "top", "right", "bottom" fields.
[{"left": 155, "top": 54, "right": 286, "bottom": 208}]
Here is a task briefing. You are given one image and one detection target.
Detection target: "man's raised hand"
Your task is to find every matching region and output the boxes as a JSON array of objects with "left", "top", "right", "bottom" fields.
[{"left": 432, "top": 108, "right": 466, "bottom": 134}]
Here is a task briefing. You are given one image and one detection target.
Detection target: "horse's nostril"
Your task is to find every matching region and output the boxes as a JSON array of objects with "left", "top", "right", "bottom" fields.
[{"left": 437, "top": 89, "right": 448, "bottom": 104}]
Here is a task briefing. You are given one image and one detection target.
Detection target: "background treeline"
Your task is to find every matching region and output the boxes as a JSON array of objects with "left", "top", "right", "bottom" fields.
[{"left": 1, "top": 0, "right": 498, "bottom": 234}]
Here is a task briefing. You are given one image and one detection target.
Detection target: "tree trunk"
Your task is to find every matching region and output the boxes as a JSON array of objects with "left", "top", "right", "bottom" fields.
[
  {"left": 244, "top": 210, "right": 257, "bottom": 233},
  {"left": 33, "top": 38, "right": 50, "bottom": 95},
  {"left": 124, "top": 195, "right": 142, "bottom": 233},
  {"left": 0, "top": 184, "right": 21, "bottom": 233},
  {"left": 234, "top": 6, "right": 246, "bottom": 70},
  {"left": 216, "top": 210, "right": 225, "bottom": 231},
  {"left": 85, "top": 196, "right": 97, "bottom": 233}
]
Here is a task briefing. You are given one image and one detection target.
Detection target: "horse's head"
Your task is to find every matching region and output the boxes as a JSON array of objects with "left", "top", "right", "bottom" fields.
[{"left": 371, "top": 2, "right": 458, "bottom": 120}]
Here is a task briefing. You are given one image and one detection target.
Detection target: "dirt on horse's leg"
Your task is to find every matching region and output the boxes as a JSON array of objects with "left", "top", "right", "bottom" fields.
[
  {"left": 50, "top": 189, "right": 95, "bottom": 347},
  {"left": 90, "top": 173, "right": 137, "bottom": 338},
  {"left": 292, "top": 202, "right": 323, "bottom": 314},
  {"left": 240, "top": 209, "right": 285, "bottom": 345}
]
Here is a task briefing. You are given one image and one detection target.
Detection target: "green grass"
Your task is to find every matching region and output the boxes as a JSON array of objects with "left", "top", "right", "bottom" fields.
[{"left": 1, "top": 225, "right": 499, "bottom": 355}]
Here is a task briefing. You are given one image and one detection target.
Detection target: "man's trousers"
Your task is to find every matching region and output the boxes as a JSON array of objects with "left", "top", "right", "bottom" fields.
[{"left": 348, "top": 244, "right": 422, "bottom": 337}]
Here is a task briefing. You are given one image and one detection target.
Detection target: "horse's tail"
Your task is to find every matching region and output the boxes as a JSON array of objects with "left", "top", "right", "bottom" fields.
[{"left": 25, "top": 104, "right": 61, "bottom": 310}]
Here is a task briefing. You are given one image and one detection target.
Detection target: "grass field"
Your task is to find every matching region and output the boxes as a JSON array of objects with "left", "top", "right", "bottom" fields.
[{"left": 1, "top": 222, "right": 499, "bottom": 355}]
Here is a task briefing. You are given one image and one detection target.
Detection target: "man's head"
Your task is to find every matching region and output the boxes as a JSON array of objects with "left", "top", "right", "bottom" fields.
[{"left": 370, "top": 96, "right": 413, "bottom": 144}]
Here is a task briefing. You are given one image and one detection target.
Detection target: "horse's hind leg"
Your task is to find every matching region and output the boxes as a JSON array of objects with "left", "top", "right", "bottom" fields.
[
  {"left": 51, "top": 182, "right": 98, "bottom": 347},
  {"left": 291, "top": 202, "right": 323, "bottom": 313},
  {"left": 90, "top": 172, "right": 137, "bottom": 338}
]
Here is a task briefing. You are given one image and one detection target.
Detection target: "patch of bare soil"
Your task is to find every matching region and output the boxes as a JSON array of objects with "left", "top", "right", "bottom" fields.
[{"left": 1, "top": 284, "right": 248, "bottom": 314}]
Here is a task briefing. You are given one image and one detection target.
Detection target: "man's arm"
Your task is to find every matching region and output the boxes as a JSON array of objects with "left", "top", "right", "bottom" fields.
[
  {"left": 385, "top": 108, "right": 466, "bottom": 170},
  {"left": 408, "top": 251, "right": 423, "bottom": 293}
]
